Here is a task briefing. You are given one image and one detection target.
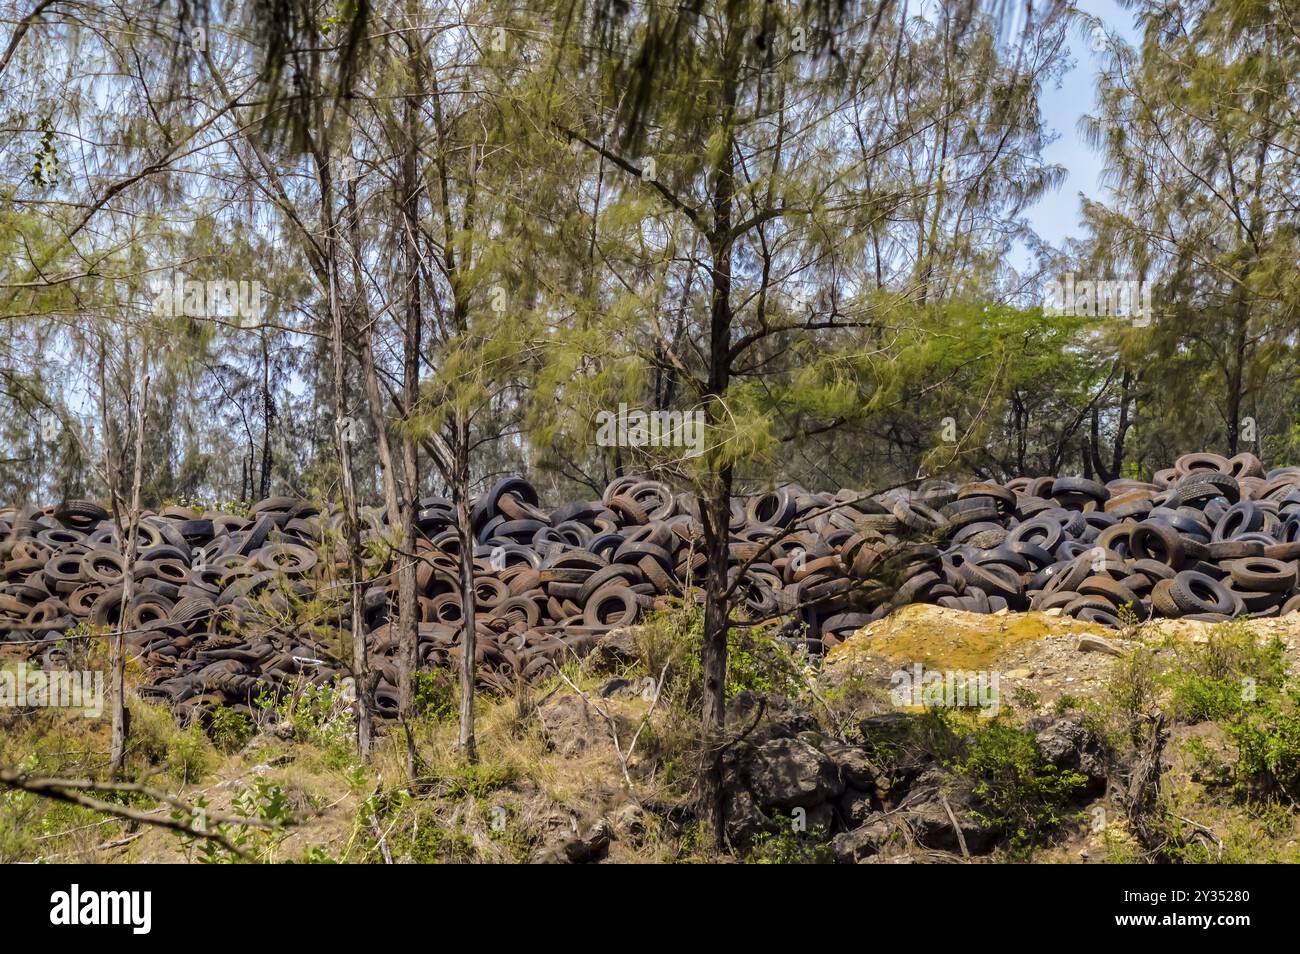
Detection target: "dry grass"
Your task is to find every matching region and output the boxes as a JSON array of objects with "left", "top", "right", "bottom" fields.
[{"left": 1, "top": 641, "right": 712, "bottom": 864}]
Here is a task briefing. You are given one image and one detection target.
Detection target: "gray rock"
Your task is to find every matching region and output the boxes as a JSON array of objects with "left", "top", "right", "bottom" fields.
[
  {"left": 597, "top": 677, "right": 634, "bottom": 698},
  {"left": 538, "top": 694, "right": 600, "bottom": 756},
  {"left": 728, "top": 691, "right": 820, "bottom": 744},
  {"left": 1034, "top": 717, "right": 1108, "bottom": 787},
  {"left": 724, "top": 787, "right": 769, "bottom": 848},
  {"left": 563, "top": 819, "right": 613, "bottom": 863},
  {"left": 831, "top": 812, "right": 897, "bottom": 863},
  {"left": 895, "top": 766, "right": 996, "bottom": 854},
  {"left": 747, "top": 736, "right": 845, "bottom": 810},
  {"left": 1077, "top": 634, "right": 1124, "bottom": 656},
  {"left": 903, "top": 799, "right": 996, "bottom": 854},
  {"left": 837, "top": 786, "right": 878, "bottom": 828},
  {"left": 612, "top": 803, "right": 646, "bottom": 839},
  {"left": 585, "top": 626, "right": 643, "bottom": 672},
  {"left": 801, "top": 732, "right": 879, "bottom": 789},
  {"left": 780, "top": 801, "right": 835, "bottom": 836}
]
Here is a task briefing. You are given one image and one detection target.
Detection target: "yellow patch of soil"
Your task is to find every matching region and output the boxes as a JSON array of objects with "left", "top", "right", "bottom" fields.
[{"left": 826, "top": 603, "right": 1113, "bottom": 671}]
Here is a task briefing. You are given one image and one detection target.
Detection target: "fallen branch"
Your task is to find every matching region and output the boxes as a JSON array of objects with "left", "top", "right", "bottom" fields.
[{"left": 0, "top": 767, "right": 271, "bottom": 860}]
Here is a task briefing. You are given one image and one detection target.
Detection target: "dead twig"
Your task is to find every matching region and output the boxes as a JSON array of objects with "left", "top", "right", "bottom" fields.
[
  {"left": 0, "top": 768, "right": 273, "bottom": 860},
  {"left": 938, "top": 791, "right": 971, "bottom": 859}
]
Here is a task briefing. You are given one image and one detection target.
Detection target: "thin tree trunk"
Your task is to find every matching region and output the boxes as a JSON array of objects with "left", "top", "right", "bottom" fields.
[
  {"left": 107, "top": 344, "right": 147, "bottom": 779},
  {"left": 323, "top": 161, "right": 372, "bottom": 761},
  {"left": 259, "top": 327, "right": 272, "bottom": 499},
  {"left": 1226, "top": 313, "right": 1247, "bottom": 456},
  {"left": 452, "top": 416, "right": 477, "bottom": 761},
  {"left": 425, "top": 55, "right": 478, "bottom": 762},
  {"left": 700, "top": 62, "right": 738, "bottom": 845},
  {"left": 396, "top": 23, "right": 424, "bottom": 768},
  {"left": 1111, "top": 368, "right": 1132, "bottom": 478}
]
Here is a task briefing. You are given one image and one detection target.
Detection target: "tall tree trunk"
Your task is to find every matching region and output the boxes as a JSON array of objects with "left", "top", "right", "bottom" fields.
[
  {"left": 1111, "top": 368, "right": 1133, "bottom": 478},
  {"left": 323, "top": 162, "right": 373, "bottom": 761},
  {"left": 1226, "top": 312, "right": 1247, "bottom": 456},
  {"left": 396, "top": 26, "right": 423, "bottom": 758},
  {"left": 105, "top": 338, "right": 147, "bottom": 779},
  {"left": 259, "top": 327, "right": 272, "bottom": 499},
  {"left": 425, "top": 54, "right": 479, "bottom": 762},
  {"left": 700, "top": 59, "right": 738, "bottom": 845},
  {"left": 452, "top": 415, "right": 477, "bottom": 761}
]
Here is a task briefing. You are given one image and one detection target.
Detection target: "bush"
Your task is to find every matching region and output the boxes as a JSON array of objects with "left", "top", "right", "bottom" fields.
[
  {"left": 953, "top": 719, "right": 1090, "bottom": 856},
  {"left": 744, "top": 825, "right": 835, "bottom": 864},
  {"left": 166, "top": 724, "right": 212, "bottom": 784},
  {"left": 1106, "top": 645, "right": 1159, "bottom": 733},
  {"left": 259, "top": 682, "right": 354, "bottom": 765},
  {"left": 208, "top": 707, "right": 254, "bottom": 754},
  {"left": 635, "top": 605, "right": 808, "bottom": 703},
  {"left": 1164, "top": 622, "right": 1286, "bottom": 724},
  {"left": 413, "top": 670, "right": 458, "bottom": 723},
  {"left": 1223, "top": 686, "right": 1300, "bottom": 801}
]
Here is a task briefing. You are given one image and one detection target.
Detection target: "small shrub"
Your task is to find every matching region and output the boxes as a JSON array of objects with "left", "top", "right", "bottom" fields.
[
  {"left": 724, "top": 628, "right": 807, "bottom": 701},
  {"left": 297, "top": 845, "right": 338, "bottom": 864},
  {"left": 1164, "top": 623, "right": 1286, "bottom": 724},
  {"left": 1116, "top": 601, "right": 1144, "bottom": 640},
  {"left": 952, "top": 719, "right": 1090, "bottom": 856},
  {"left": 1053, "top": 693, "right": 1082, "bottom": 714},
  {"left": 1105, "top": 644, "right": 1159, "bottom": 740},
  {"left": 127, "top": 701, "right": 179, "bottom": 767},
  {"left": 166, "top": 724, "right": 212, "bottom": 784},
  {"left": 181, "top": 779, "right": 292, "bottom": 864},
  {"left": 261, "top": 681, "right": 354, "bottom": 766},
  {"left": 443, "top": 761, "right": 518, "bottom": 801},
  {"left": 636, "top": 606, "right": 807, "bottom": 702},
  {"left": 413, "top": 670, "right": 458, "bottom": 723},
  {"left": 208, "top": 707, "right": 254, "bottom": 754},
  {"left": 745, "top": 825, "right": 835, "bottom": 864},
  {"left": 1223, "top": 686, "right": 1300, "bottom": 800}
]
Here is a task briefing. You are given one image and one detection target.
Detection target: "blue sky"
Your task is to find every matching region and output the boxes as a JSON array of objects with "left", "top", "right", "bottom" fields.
[{"left": 1024, "top": 0, "right": 1143, "bottom": 249}]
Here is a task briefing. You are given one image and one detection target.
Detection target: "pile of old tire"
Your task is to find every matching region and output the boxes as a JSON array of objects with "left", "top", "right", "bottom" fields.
[
  {"left": 921, "top": 452, "right": 1300, "bottom": 631},
  {"left": 4, "top": 452, "right": 1300, "bottom": 722}
]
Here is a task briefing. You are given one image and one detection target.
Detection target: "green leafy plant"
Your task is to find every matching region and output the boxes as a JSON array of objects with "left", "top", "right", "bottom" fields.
[
  {"left": 208, "top": 706, "right": 255, "bottom": 754},
  {"left": 952, "top": 719, "right": 1090, "bottom": 857},
  {"left": 413, "top": 669, "right": 458, "bottom": 723},
  {"left": 745, "top": 824, "right": 835, "bottom": 864},
  {"left": 1164, "top": 622, "right": 1286, "bottom": 724}
]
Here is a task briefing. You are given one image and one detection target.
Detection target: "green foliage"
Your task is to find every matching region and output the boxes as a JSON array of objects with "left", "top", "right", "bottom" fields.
[
  {"left": 442, "top": 762, "right": 518, "bottom": 801},
  {"left": 166, "top": 724, "right": 212, "bottom": 785},
  {"left": 30, "top": 117, "right": 60, "bottom": 187},
  {"left": 1164, "top": 622, "right": 1287, "bottom": 724},
  {"left": 1053, "top": 693, "right": 1084, "bottom": 715},
  {"left": 722, "top": 629, "right": 809, "bottom": 702},
  {"left": 178, "top": 778, "right": 292, "bottom": 864},
  {"left": 387, "top": 809, "right": 476, "bottom": 864},
  {"left": 663, "top": 605, "right": 808, "bottom": 703},
  {"left": 880, "top": 302, "right": 1106, "bottom": 478},
  {"left": 1105, "top": 644, "right": 1160, "bottom": 737},
  {"left": 356, "top": 790, "right": 481, "bottom": 863},
  {"left": 952, "top": 719, "right": 1090, "bottom": 856},
  {"left": 258, "top": 682, "right": 354, "bottom": 766},
  {"left": 208, "top": 707, "right": 255, "bottom": 754},
  {"left": 413, "top": 670, "right": 458, "bottom": 723},
  {"left": 296, "top": 845, "right": 339, "bottom": 864},
  {"left": 1082, "top": 0, "right": 1300, "bottom": 464},
  {"left": 1221, "top": 686, "right": 1300, "bottom": 801},
  {"left": 744, "top": 825, "right": 835, "bottom": 864}
]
